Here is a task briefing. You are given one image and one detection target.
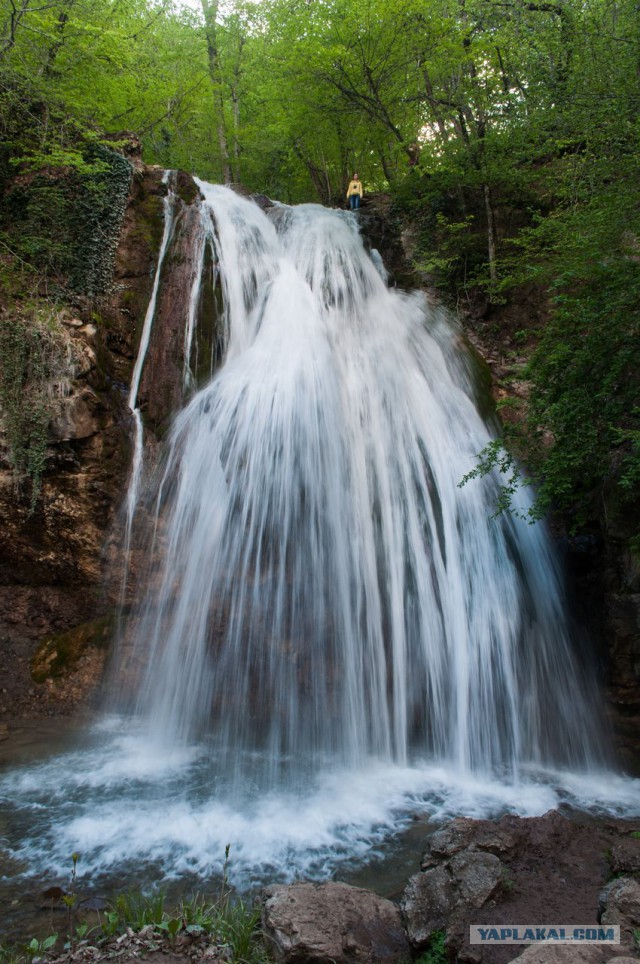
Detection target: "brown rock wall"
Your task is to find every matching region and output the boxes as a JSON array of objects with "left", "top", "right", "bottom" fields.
[{"left": 0, "top": 163, "right": 206, "bottom": 719}]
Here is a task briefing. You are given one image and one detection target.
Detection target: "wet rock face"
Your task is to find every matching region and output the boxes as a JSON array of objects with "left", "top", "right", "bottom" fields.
[
  {"left": 0, "top": 163, "right": 207, "bottom": 718},
  {"left": 401, "top": 865, "right": 456, "bottom": 945},
  {"left": 136, "top": 175, "right": 208, "bottom": 433},
  {"left": 601, "top": 543, "right": 640, "bottom": 771},
  {"left": 261, "top": 881, "right": 411, "bottom": 964}
]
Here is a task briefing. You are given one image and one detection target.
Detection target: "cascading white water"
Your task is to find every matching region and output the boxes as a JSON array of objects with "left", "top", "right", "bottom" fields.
[
  {"left": 3, "top": 182, "right": 639, "bottom": 895},
  {"left": 122, "top": 183, "right": 603, "bottom": 787}
]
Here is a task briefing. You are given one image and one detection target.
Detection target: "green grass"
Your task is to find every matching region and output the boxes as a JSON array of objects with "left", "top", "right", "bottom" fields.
[
  {"left": 1, "top": 887, "right": 264, "bottom": 963},
  {"left": 97, "top": 888, "right": 264, "bottom": 962}
]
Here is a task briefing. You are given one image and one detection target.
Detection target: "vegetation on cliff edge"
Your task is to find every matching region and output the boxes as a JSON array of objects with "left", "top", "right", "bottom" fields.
[{"left": 1, "top": 0, "right": 639, "bottom": 538}]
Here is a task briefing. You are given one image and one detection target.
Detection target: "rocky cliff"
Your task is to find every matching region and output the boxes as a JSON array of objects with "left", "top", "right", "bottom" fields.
[
  {"left": 0, "top": 166, "right": 637, "bottom": 774},
  {"left": 0, "top": 154, "right": 208, "bottom": 720}
]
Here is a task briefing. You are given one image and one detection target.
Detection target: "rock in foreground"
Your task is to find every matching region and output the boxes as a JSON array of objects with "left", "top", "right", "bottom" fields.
[{"left": 261, "top": 881, "right": 411, "bottom": 964}]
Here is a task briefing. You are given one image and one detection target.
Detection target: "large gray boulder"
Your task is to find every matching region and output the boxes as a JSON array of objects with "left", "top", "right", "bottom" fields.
[
  {"left": 401, "top": 866, "right": 455, "bottom": 946},
  {"left": 599, "top": 875, "right": 640, "bottom": 941},
  {"left": 261, "top": 881, "right": 411, "bottom": 964},
  {"left": 449, "top": 849, "right": 503, "bottom": 905},
  {"left": 401, "top": 848, "right": 503, "bottom": 949}
]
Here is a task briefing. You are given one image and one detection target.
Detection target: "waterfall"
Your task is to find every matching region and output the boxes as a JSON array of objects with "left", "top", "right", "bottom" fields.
[
  {"left": 3, "top": 182, "right": 637, "bottom": 893},
  {"left": 118, "top": 183, "right": 603, "bottom": 791}
]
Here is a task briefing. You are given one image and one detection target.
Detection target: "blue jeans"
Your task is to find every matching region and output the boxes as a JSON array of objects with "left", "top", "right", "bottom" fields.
[{"left": 349, "top": 194, "right": 360, "bottom": 210}]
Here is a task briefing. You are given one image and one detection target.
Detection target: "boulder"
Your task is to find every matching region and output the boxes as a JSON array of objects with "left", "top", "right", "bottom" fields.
[
  {"left": 401, "top": 850, "right": 505, "bottom": 950},
  {"left": 609, "top": 838, "right": 640, "bottom": 878},
  {"left": 599, "top": 875, "right": 640, "bottom": 941},
  {"left": 513, "top": 946, "right": 607, "bottom": 963},
  {"left": 428, "top": 817, "right": 477, "bottom": 858},
  {"left": 426, "top": 816, "right": 517, "bottom": 864},
  {"left": 261, "top": 881, "right": 411, "bottom": 964},
  {"left": 449, "top": 849, "right": 503, "bottom": 905},
  {"left": 50, "top": 389, "right": 101, "bottom": 441},
  {"left": 401, "top": 866, "right": 455, "bottom": 947}
]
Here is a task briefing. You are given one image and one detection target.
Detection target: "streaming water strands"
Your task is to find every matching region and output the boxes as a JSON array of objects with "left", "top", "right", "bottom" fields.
[
  {"left": 123, "top": 170, "right": 175, "bottom": 560},
  {"left": 116, "top": 183, "right": 605, "bottom": 792}
]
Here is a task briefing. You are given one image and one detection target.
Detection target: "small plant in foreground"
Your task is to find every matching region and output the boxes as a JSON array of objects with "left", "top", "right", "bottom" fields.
[
  {"left": 156, "top": 916, "right": 182, "bottom": 943},
  {"left": 213, "top": 897, "right": 262, "bottom": 962},
  {"left": 100, "top": 889, "right": 263, "bottom": 962},
  {"left": 98, "top": 852, "right": 264, "bottom": 962},
  {"left": 63, "top": 921, "right": 96, "bottom": 953},
  {"left": 22, "top": 935, "right": 58, "bottom": 960},
  {"left": 0, "top": 942, "right": 22, "bottom": 964},
  {"left": 501, "top": 868, "right": 515, "bottom": 893},
  {"left": 415, "top": 929, "right": 447, "bottom": 964},
  {"left": 106, "top": 889, "right": 167, "bottom": 932}
]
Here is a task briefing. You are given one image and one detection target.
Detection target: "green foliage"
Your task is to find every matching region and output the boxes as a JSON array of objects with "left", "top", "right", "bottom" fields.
[
  {"left": 458, "top": 439, "right": 542, "bottom": 523},
  {"left": 11, "top": 148, "right": 110, "bottom": 178},
  {"left": 99, "top": 885, "right": 263, "bottom": 963},
  {"left": 0, "top": 139, "right": 131, "bottom": 295},
  {"left": 415, "top": 929, "right": 447, "bottom": 964},
  {"left": 414, "top": 213, "right": 478, "bottom": 287},
  {"left": 22, "top": 935, "right": 58, "bottom": 960},
  {"left": 214, "top": 898, "right": 262, "bottom": 962},
  {"left": 0, "top": 943, "right": 22, "bottom": 964},
  {"left": 0, "top": 303, "right": 72, "bottom": 507},
  {"left": 107, "top": 889, "right": 167, "bottom": 932},
  {"left": 522, "top": 214, "right": 640, "bottom": 532},
  {"left": 501, "top": 868, "right": 515, "bottom": 893}
]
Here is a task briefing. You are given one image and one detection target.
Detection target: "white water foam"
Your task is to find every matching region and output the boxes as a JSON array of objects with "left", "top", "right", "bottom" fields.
[{"left": 1, "top": 719, "right": 638, "bottom": 890}]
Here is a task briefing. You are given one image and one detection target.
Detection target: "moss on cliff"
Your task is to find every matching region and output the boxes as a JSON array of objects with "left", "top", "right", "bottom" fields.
[
  {"left": 0, "top": 144, "right": 132, "bottom": 298},
  {"left": 31, "top": 615, "right": 113, "bottom": 683},
  {"left": 129, "top": 187, "right": 165, "bottom": 252},
  {"left": 0, "top": 294, "right": 74, "bottom": 506}
]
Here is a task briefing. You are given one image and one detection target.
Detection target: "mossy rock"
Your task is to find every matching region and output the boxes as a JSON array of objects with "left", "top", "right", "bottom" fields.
[
  {"left": 31, "top": 616, "right": 113, "bottom": 684},
  {"left": 174, "top": 170, "right": 199, "bottom": 206},
  {"left": 466, "top": 339, "right": 497, "bottom": 422},
  {"left": 131, "top": 192, "right": 165, "bottom": 250}
]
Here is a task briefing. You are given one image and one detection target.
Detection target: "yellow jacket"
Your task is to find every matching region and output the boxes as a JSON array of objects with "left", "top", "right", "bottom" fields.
[{"left": 346, "top": 178, "right": 363, "bottom": 198}]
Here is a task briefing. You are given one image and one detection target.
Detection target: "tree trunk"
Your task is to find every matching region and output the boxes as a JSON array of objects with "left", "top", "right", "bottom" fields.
[
  {"left": 0, "top": 0, "right": 30, "bottom": 63},
  {"left": 43, "top": 8, "right": 71, "bottom": 77},
  {"left": 201, "top": 0, "right": 232, "bottom": 184},
  {"left": 422, "top": 66, "right": 450, "bottom": 141},
  {"left": 483, "top": 183, "right": 498, "bottom": 285},
  {"left": 231, "top": 84, "right": 240, "bottom": 181}
]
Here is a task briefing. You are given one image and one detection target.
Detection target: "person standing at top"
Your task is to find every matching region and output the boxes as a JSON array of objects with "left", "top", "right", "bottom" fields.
[{"left": 346, "top": 173, "right": 363, "bottom": 210}]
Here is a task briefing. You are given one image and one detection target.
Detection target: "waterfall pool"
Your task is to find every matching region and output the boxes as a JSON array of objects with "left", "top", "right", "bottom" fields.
[{"left": 1, "top": 714, "right": 639, "bottom": 944}]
